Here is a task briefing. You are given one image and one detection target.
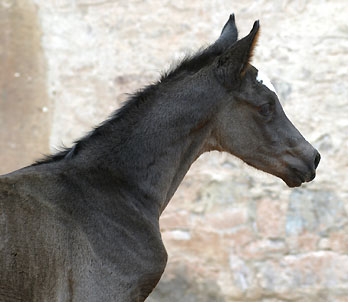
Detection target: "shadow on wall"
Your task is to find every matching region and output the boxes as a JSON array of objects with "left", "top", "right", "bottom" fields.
[{"left": 0, "top": 0, "right": 50, "bottom": 175}]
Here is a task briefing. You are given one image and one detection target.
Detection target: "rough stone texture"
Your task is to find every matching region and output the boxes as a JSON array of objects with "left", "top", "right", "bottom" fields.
[{"left": 1, "top": 0, "right": 348, "bottom": 301}]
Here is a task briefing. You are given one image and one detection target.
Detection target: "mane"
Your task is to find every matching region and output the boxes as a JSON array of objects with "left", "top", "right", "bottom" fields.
[
  {"left": 161, "top": 45, "right": 221, "bottom": 81},
  {"left": 31, "top": 84, "right": 158, "bottom": 166},
  {"left": 32, "top": 45, "right": 221, "bottom": 167}
]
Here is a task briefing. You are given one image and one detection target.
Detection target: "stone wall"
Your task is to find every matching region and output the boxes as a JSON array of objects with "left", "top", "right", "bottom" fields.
[{"left": 1, "top": 0, "right": 348, "bottom": 301}]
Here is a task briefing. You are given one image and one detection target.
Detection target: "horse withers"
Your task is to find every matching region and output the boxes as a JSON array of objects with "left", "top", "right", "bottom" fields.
[{"left": 0, "top": 15, "right": 320, "bottom": 302}]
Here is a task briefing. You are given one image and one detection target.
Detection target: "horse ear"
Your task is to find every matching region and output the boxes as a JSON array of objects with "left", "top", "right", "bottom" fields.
[
  {"left": 213, "top": 14, "right": 238, "bottom": 51},
  {"left": 215, "top": 20, "right": 260, "bottom": 87}
]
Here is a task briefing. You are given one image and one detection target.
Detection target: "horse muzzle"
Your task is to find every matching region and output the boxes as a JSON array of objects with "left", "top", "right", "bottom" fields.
[{"left": 283, "top": 149, "right": 320, "bottom": 188}]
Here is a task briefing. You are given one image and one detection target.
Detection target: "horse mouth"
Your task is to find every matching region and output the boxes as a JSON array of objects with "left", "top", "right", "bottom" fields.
[
  {"left": 242, "top": 157, "right": 317, "bottom": 188},
  {"left": 282, "top": 167, "right": 316, "bottom": 188},
  {"left": 283, "top": 176, "right": 304, "bottom": 188}
]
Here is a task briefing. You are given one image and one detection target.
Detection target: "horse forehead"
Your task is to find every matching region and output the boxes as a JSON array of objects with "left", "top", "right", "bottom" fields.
[{"left": 256, "top": 69, "right": 276, "bottom": 94}]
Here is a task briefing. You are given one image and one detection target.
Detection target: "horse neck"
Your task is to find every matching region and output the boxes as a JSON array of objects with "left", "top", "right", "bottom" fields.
[{"left": 75, "top": 89, "right": 217, "bottom": 217}]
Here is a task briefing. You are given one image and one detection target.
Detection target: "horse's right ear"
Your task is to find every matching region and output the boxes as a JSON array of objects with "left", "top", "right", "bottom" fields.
[{"left": 214, "top": 20, "right": 260, "bottom": 88}]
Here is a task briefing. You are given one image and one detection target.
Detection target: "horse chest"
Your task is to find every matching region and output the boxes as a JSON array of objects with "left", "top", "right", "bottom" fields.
[{"left": 68, "top": 207, "right": 168, "bottom": 301}]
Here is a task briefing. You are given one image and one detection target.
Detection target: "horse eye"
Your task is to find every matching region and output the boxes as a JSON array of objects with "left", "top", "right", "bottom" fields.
[{"left": 258, "top": 103, "right": 273, "bottom": 116}]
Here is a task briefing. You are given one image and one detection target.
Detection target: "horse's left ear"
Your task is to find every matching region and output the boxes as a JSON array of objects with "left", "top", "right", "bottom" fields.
[
  {"left": 212, "top": 14, "right": 238, "bottom": 51},
  {"left": 215, "top": 20, "right": 260, "bottom": 88}
]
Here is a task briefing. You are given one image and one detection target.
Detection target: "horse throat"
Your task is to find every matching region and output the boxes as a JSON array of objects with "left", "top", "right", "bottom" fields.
[{"left": 128, "top": 119, "right": 213, "bottom": 215}]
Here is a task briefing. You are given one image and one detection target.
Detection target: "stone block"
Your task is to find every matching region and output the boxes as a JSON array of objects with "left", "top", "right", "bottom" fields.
[{"left": 257, "top": 198, "right": 286, "bottom": 238}]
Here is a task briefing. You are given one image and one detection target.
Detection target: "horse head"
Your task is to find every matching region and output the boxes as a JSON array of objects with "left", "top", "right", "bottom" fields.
[{"left": 184, "top": 17, "right": 320, "bottom": 187}]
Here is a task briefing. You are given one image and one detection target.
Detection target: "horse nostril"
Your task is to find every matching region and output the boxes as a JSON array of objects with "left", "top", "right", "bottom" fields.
[{"left": 314, "top": 151, "right": 321, "bottom": 169}]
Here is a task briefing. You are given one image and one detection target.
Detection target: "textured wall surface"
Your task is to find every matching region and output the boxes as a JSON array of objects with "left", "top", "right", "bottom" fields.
[{"left": 1, "top": 0, "right": 348, "bottom": 301}]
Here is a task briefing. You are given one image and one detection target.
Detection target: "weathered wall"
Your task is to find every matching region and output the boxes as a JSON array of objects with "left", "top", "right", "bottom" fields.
[
  {"left": 1, "top": 0, "right": 348, "bottom": 301},
  {"left": 0, "top": 0, "right": 50, "bottom": 174}
]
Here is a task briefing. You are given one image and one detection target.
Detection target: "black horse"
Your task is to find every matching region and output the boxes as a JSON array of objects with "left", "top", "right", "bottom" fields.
[{"left": 0, "top": 15, "right": 320, "bottom": 302}]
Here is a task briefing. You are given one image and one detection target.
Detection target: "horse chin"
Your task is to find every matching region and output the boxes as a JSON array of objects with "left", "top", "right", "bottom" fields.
[{"left": 265, "top": 167, "right": 305, "bottom": 188}]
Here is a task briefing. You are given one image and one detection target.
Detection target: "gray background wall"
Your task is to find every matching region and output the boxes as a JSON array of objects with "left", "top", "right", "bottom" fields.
[{"left": 1, "top": 0, "right": 347, "bottom": 301}]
